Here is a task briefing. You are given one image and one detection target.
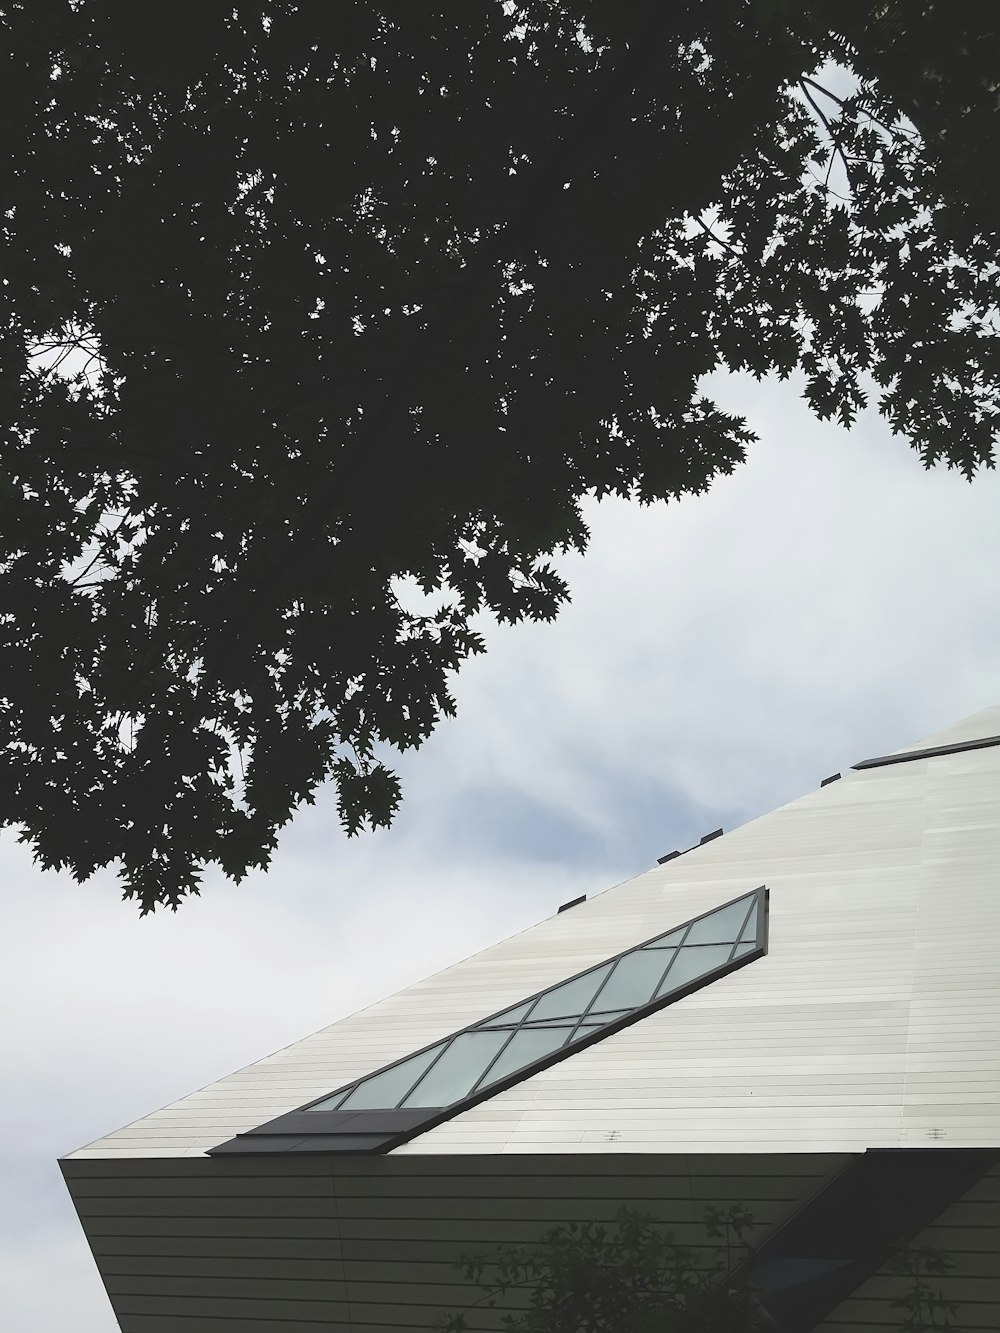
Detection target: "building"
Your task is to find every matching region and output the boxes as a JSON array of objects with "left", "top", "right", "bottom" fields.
[{"left": 62, "top": 707, "right": 1000, "bottom": 1331}]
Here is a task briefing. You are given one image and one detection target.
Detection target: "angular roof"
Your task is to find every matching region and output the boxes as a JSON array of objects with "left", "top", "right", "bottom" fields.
[{"left": 67, "top": 706, "right": 1000, "bottom": 1159}]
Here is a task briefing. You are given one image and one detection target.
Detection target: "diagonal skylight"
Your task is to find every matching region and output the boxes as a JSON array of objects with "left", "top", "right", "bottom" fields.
[{"left": 308, "top": 888, "right": 766, "bottom": 1115}]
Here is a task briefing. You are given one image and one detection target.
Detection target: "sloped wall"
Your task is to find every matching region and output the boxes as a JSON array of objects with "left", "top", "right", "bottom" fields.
[
  {"left": 817, "top": 1162, "right": 1000, "bottom": 1331},
  {"left": 67, "top": 709, "right": 1000, "bottom": 1161},
  {"left": 62, "top": 1152, "right": 843, "bottom": 1332}
]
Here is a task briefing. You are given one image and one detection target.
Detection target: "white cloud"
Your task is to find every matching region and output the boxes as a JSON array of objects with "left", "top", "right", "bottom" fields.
[
  {"left": 2, "top": 370, "right": 998, "bottom": 1330},
  {"left": 417, "top": 372, "right": 998, "bottom": 829},
  {"left": 0, "top": 1212, "right": 116, "bottom": 1333}
]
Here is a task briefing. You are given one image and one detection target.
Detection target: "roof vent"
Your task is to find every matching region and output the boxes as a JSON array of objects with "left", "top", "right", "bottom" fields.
[
  {"left": 820, "top": 772, "right": 841, "bottom": 787},
  {"left": 657, "top": 829, "right": 723, "bottom": 866},
  {"left": 557, "top": 894, "right": 587, "bottom": 914}
]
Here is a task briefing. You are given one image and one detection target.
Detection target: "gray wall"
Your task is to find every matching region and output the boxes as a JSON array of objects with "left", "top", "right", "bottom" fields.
[
  {"left": 818, "top": 1161, "right": 1000, "bottom": 1331},
  {"left": 63, "top": 1152, "right": 847, "bottom": 1331}
]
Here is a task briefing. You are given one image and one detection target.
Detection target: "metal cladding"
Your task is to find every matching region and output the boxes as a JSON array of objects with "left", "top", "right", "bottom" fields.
[
  {"left": 59, "top": 707, "right": 1000, "bottom": 1332},
  {"left": 65, "top": 705, "right": 1000, "bottom": 1161}
]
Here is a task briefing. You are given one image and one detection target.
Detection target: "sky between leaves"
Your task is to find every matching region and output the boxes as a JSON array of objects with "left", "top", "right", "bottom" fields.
[{"left": 1, "top": 371, "right": 999, "bottom": 1331}]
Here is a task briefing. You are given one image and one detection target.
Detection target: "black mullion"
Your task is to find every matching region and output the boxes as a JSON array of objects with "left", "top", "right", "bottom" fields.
[
  {"left": 214, "top": 886, "right": 769, "bottom": 1154},
  {"left": 391, "top": 1036, "right": 458, "bottom": 1109},
  {"left": 561, "top": 955, "right": 629, "bottom": 1045},
  {"left": 399, "top": 985, "right": 553, "bottom": 1108},
  {"left": 647, "top": 945, "right": 685, "bottom": 1001},
  {"left": 464, "top": 1020, "right": 530, "bottom": 1099},
  {"left": 522, "top": 1014, "right": 586, "bottom": 1026},
  {"left": 345, "top": 896, "right": 756, "bottom": 1111},
  {"left": 485, "top": 890, "right": 762, "bottom": 1090},
  {"left": 755, "top": 887, "right": 767, "bottom": 948},
  {"left": 468, "top": 962, "right": 620, "bottom": 1097},
  {"left": 642, "top": 918, "right": 698, "bottom": 1002},
  {"left": 725, "top": 895, "right": 757, "bottom": 963},
  {"left": 566, "top": 918, "right": 702, "bottom": 1045},
  {"left": 290, "top": 888, "right": 765, "bottom": 1118}
]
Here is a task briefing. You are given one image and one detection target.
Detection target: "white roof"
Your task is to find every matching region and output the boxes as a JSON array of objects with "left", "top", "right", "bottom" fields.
[{"left": 69, "top": 706, "right": 1000, "bottom": 1158}]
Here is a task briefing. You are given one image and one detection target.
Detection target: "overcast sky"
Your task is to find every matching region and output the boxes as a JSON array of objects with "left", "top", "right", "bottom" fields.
[{"left": 2, "top": 370, "right": 998, "bottom": 1332}]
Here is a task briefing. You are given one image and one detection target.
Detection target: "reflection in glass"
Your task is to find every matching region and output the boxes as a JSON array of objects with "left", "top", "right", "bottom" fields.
[
  {"left": 338, "top": 1043, "right": 446, "bottom": 1110},
  {"left": 656, "top": 943, "right": 734, "bottom": 995},
  {"left": 402, "top": 1030, "right": 511, "bottom": 1107},
  {"left": 478, "top": 1026, "right": 570, "bottom": 1089},
  {"left": 684, "top": 896, "right": 754, "bottom": 945},
  {"left": 528, "top": 962, "right": 613, "bottom": 1022},
  {"left": 587, "top": 949, "right": 672, "bottom": 1012}
]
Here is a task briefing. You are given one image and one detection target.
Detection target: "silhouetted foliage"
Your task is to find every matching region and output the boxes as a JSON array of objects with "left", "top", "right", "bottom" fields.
[
  {"left": 889, "top": 1244, "right": 961, "bottom": 1331},
  {"left": 442, "top": 1208, "right": 966, "bottom": 1333},
  {"left": 2, "top": 2, "right": 998, "bottom": 906},
  {"left": 442, "top": 1205, "right": 766, "bottom": 1333}
]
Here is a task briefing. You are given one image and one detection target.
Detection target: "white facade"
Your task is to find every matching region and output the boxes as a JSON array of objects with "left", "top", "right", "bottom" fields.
[
  {"left": 62, "top": 708, "right": 1000, "bottom": 1332},
  {"left": 68, "top": 706, "right": 1000, "bottom": 1160}
]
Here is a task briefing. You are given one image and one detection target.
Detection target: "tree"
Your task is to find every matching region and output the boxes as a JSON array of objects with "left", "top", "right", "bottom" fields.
[{"left": 1, "top": 1, "right": 997, "bottom": 908}]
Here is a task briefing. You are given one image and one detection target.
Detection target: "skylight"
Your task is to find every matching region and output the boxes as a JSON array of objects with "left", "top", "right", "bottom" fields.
[
  {"left": 210, "top": 886, "right": 767, "bottom": 1155},
  {"left": 310, "top": 888, "right": 764, "bottom": 1114}
]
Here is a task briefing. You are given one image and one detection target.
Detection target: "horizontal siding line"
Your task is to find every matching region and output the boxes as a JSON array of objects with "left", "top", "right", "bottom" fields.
[
  {"left": 93, "top": 1248, "right": 734, "bottom": 1272},
  {"left": 62, "top": 1155, "right": 845, "bottom": 1177},
  {"left": 117, "top": 1314, "right": 342, "bottom": 1327},
  {"left": 80, "top": 1229, "right": 1000, "bottom": 1249},
  {"left": 94, "top": 1251, "right": 1000, "bottom": 1278},
  {"left": 69, "top": 1175, "right": 823, "bottom": 1195},
  {"left": 75, "top": 1208, "right": 805, "bottom": 1228},
  {"left": 75, "top": 1200, "right": 808, "bottom": 1220},
  {"left": 82, "top": 1224, "right": 782, "bottom": 1243},
  {"left": 113, "top": 1318, "right": 336, "bottom": 1329},
  {"left": 73, "top": 1189, "right": 812, "bottom": 1203},
  {"left": 108, "top": 1279, "right": 348, "bottom": 1297}
]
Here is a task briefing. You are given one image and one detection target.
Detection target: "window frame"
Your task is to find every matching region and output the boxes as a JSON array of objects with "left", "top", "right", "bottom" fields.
[{"left": 210, "top": 885, "right": 768, "bottom": 1156}]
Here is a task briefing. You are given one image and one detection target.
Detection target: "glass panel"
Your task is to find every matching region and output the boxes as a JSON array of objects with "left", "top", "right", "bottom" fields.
[
  {"left": 739, "top": 900, "right": 759, "bottom": 943},
  {"left": 640, "top": 927, "right": 687, "bottom": 951},
  {"left": 309, "top": 1088, "right": 351, "bottom": 1112},
  {"left": 656, "top": 944, "right": 733, "bottom": 996},
  {"left": 586, "top": 949, "right": 672, "bottom": 1012},
  {"left": 684, "top": 896, "right": 754, "bottom": 945},
  {"left": 579, "top": 1009, "right": 633, "bottom": 1029},
  {"left": 527, "top": 962, "right": 613, "bottom": 1022},
  {"left": 478, "top": 1000, "right": 535, "bottom": 1028},
  {"left": 402, "top": 1030, "right": 512, "bottom": 1107},
  {"left": 478, "top": 1026, "right": 570, "bottom": 1089},
  {"left": 338, "top": 1042, "right": 447, "bottom": 1110},
  {"left": 304, "top": 893, "right": 765, "bottom": 1124}
]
